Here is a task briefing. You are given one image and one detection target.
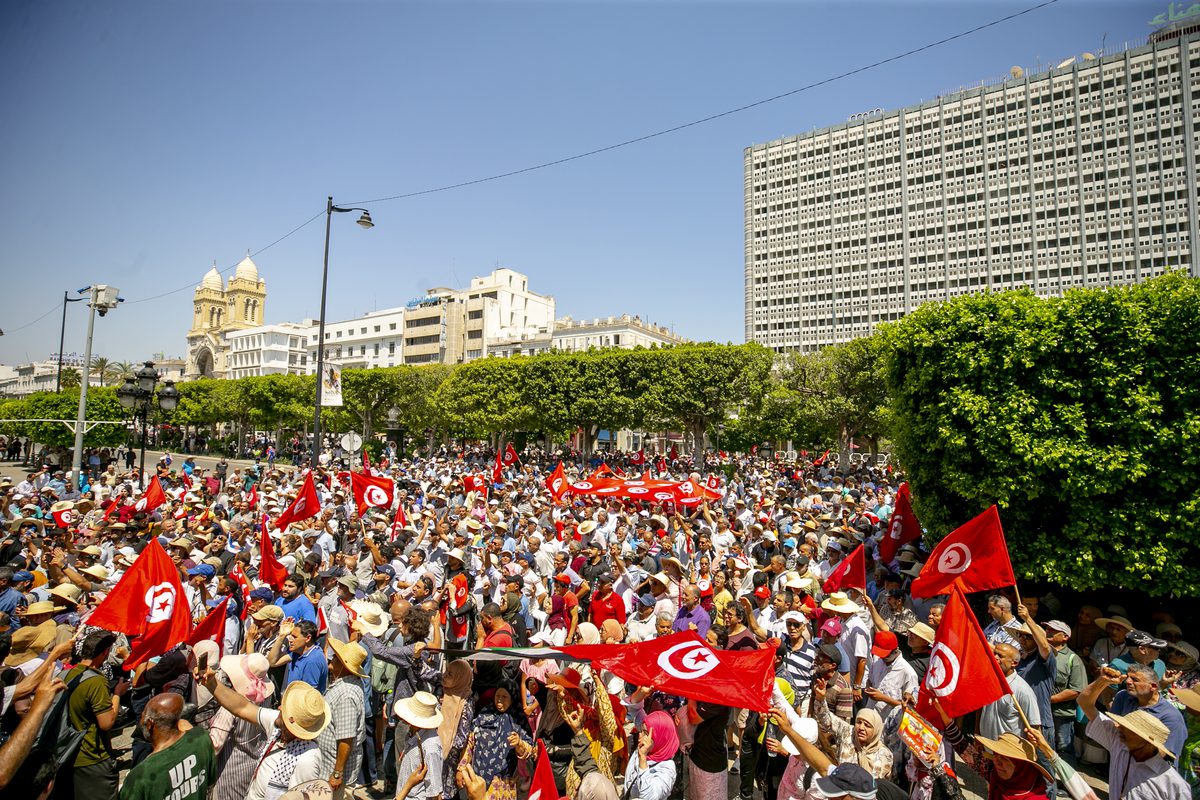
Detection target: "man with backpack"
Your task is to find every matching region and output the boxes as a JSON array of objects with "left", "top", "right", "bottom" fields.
[{"left": 59, "top": 631, "right": 130, "bottom": 800}]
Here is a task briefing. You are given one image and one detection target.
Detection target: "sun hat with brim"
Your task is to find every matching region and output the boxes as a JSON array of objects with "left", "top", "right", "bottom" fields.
[
  {"left": 650, "top": 572, "right": 671, "bottom": 587},
  {"left": 820, "top": 592, "right": 862, "bottom": 615},
  {"left": 8, "top": 518, "right": 44, "bottom": 530},
  {"left": 23, "top": 600, "right": 56, "bottom": 616},
  {"left": 1171, "top": 686, "right": 1200, "bottom": 716},
  {"left": 546, "top": 667, "right": 584, "bottom": 691},
  {"left": 327, "top": 637, "right": 368, "bottom": 678},
  {"left": 446, "top": 548, "right": 466, "bottom": 564},
  {"left": 908, "top": 622, "right": 936, "bottom": 645},
  {"left": 348, "top": 600, "right": 388, "bottom": 637},
  {"left": 81, "top": 565, "right": 110, "bottom": 581},
  {"left": 278, "top": 681, "right": 331, "bottom": 740},
  {"left": 1095, "top": 615, "right": 1134, "bottom": 633},
  {"left": 220, "top": 653, "right": 274, "bottom": 700},
  {"left": 1110, "top": 709, "right": 1175, "bottom": 759},
  {"left": 902, "top": 562, "right": 925, "bottom": 579},
  {"left": 80, "top": 545, "right": 102, "bottom": 556},
  {"left": 50, "top": 583, "right": 83, "bottom": 604},
  {"left": 5, "top": 624, "right": 56, "bottom": 667},
  {"left": 975, "top": 733, "right": 1052, "bottom": 781},
  {"left": 1167, "top": 641, "right": 1200, "bottom": 663},
  {"left": 394, "top": 690, "right": 443, "bottom": 729}
]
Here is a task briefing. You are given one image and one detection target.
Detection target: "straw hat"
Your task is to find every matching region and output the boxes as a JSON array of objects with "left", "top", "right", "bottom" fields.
[
  {"left": 81, "top": 565, "right": 110, "bottom": 581},
  {"left": 975, "top": 733, "right": 1052, "bottom": 781},
  {"left": 1095, "top": 615, "right": 1134, "bottom": 633},
  {"left": 348, "top": 600, "right": 388, "bottom": 637},
  {"left": 278, "top": 681, "right": 331, "bottom": 740},
  {"left": 5, "top": 624, "right": 56, "bottom": 666},
  {"left": 49, "top": 583, "right": 83, "bottom": 605},
  {"left": 1171, "top": 686, "right": 1200, "bottom": 715},
  {"left": 820, "top": 592, "right": 862, "bottom": 615},
  {"left": 446, "top": 548, "right": 467, "bottom": 564},
  {"left": 908, "top": 622, "right": 937, "bottom": 645},
  {"left": 578, "top": 520, "right": 597, "bottom": 535},
  {"left": 327, "top": 638, "right": 368, "bottom": 678},
  {"left": 650, "top": 572, "right": 672, "bottom": 587},
  {"left": 394, "top": 690, "right": 443, "bottom": 729},
  {"left": 220, "top": 653, "right": 274, "bottom": 700},
  {"left": 23, "top": 600, "right": 56, "bottom": 616},
  {"left": 1110, "top": 709, "right": 1175, "bottom": 758}
]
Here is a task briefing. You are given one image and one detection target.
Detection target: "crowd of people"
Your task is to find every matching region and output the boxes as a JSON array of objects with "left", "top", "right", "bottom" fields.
[{"left": 0, "top": 443, "right": 1196, "bottom": 800}]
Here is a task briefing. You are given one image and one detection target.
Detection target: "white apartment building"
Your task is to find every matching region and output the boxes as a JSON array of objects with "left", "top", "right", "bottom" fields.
[
  {"left": 487, "top": 314, "right": 689, "bottom": 357},
  {"left": 225, "top": 323, "right": 312, "bottom": 378},
  {"left": 0, "top": 358, "right": 105, "bottom": 397},
  {"left": 307, "top": 308, "right": 406, "bottom": 372},
  {"left": 745, "top": 28, "right": 1200, "bottom": 352}
]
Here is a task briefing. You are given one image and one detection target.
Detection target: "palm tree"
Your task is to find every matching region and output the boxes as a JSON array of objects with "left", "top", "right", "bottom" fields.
[
  {"left": 111, "top": 361, "right": 136, "bottom": 385},
  {"left": 90, "top": 356, "right": 116, "bottom": 385},
  {"left": 59, "top": 368, "right": 81, "bottom": 390}
]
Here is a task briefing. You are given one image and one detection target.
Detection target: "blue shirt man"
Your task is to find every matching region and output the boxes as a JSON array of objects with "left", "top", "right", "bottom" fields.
[
  {"left": 671, "top": 586, "right": 711, "bottom": 638},
  {"left": 274, "top": 579, "right": 318, "bottom": 624},
  {"left": 283, "top": 620, "right": 329, "bottom": 693}
]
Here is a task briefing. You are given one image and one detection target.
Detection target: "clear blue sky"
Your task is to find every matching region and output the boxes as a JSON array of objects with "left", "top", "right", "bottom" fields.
[{"left": 0, "top": 0, "right": 1155, "bottom": 366}]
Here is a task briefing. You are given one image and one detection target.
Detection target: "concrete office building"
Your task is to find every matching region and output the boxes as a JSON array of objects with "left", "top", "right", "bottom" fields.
[
  {"left": 487, "top": 314, "right": 689, "bottom": 358},
  {"left": 226, "top": 323, "right": 313, "bottom": 378},
  {"left": 745, "top": 28, "right": 1200, "bottom": 352}
]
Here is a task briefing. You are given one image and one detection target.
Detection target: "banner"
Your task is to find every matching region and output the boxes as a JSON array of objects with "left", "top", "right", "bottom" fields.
[{"left": 320, "top": 364, "right": 343, "bottom": 406}]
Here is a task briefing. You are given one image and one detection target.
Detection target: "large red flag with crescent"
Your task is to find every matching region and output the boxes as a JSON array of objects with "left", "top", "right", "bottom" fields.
[
  {"left": 879, "top": 482, "right": 922, "bottom": 564},
  {"left": 628, "top": 449, "right": 645, "bottom": 466},
  {"left": 916, "top": 583, "right": 1010, "bottom": 726},
  {"left": 910, "top": 505, "right": 1014, "bottom": 599},
  {"left": 132, "top": 476, "right": 167, "bottom": 514},
  {"left": 274, "top": 472, "right": 320, "bottom": 530},
  {"left": 463, "top": 474, "right": 487, "bottom": 494},
  {"left": 502, "top": 443, "right": 520, "bottom": 467},
  {"left": 228, "top": 561, "right": 251, "bottom": 620},
  {"left": 545, "top": 462, "right": 568, "bottom": 503},
  {"left": 350, "top": 471, "right": 394, "bottom": 515},
  {"left": 822, "top": 543, "right": 867, "bottom": 594},
  {"left": 528, "top": 740, "right": 558, "bottom": 800},
  {"left": 86, "top": 539, "right": 192, "bottom": 669}
]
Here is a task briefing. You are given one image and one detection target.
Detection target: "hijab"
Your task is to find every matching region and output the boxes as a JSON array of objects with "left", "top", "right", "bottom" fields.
[
  {"left": 577, "top": 772, "right": 620, "bottom": 800},
  {"left": 989, "top": 759, "right": 1051, "bottom": 800},
  {"left": 577, "top": 622, "right": 601, "bottom": 644},
  {"left": 644, "top": 710, "right": 680, "bottom": 763},
  {"left": 601, "top": 618, "right": 624, "bottom": 644},
  {"left": 437, "top": 659, "right": 473, "bottom": 752},
  {"left": 548, "top": 595, "right": 567, "bottom": 630},
  {"left": 854, "top": 707, "right": 887, "bottom": 770}
]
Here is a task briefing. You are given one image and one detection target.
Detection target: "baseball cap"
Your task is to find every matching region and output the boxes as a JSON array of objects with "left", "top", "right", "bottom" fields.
[
  {"left": 374, "top": 564, "right": 396, "bottom": 578},
  {"left": 754, "top": 585, "right": 771, "bottom": 600},
  {"left": 187, "top": 564, "right": 215, "bottom": 578},
  {"left": 813, "top": 763, "right": 876, "bottom": 799},
  {"left": 251, "top": 604, "right": 284, "bottom": 622},
  {"left": 820, "top": 618, "right": 843, "bottom": 638},
  {"left": 1042, "top": 620, "right": 1072, "bottom": 638},
  {"left": 12, "top": 570, "right": 33, "bottom": 583},
  {"left": 249, "top": 587, "right": 274, "bottom": 602},
  {"left": 638, "top": 593, "right": 657, "bottom": 607},
  {"left": 871, "top": 630, "right": 899, "bottom": 658},
  {"left": 1127, "top": 630, "right": 1168, "bottom": 649}
]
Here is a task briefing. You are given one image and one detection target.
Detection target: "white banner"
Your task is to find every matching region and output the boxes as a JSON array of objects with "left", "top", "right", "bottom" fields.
[{"left": 321, "top": 364, "right": 343, "bottom": 407}]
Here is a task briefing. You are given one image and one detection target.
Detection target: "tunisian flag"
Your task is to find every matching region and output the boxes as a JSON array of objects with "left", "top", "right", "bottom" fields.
[
  {"left": 228, "top": 562, "right": 251, "bottom": 620},
  {"left": 350, "top": 471, "right": 394, "bottom": 515},
  {"left": 916, "top": 583, "right": 1010, "bottom": 726},
  {"left": 878, "top": 482, "right": 922, "bottom": 564},
  {"left": 545, "top": 462, "right": 568, "bottom": 503},
  {"left": 274, "top": 472, "right": 320, "bottom": 530},
  {"left": 186, "top": 596, "right": 230, "bottom": 656},
  {"left": 628, "top": 449, "right": 645, "bottom": 466},
  {"left": 557, "top": 631, "right": 776, "bottom": 712},
  {"left": 86, "top": 539, "right": 192, "bottom": 670},
  {"left": 132, "top": 476, "right": 167, "bottom": 514},
  {"left": 822, "top": 543, "right": 867, "bottom": 594},
  {"left": 529, "top": 741, "right": 558, "bottom": 800},
  {"left": 501, "top": 443, "right": 520, "bottom": 467},
  {"left": 259, "top": 516, "right": 290, "bottom": 592},
  {"left": 462, "top": 474, "right": 487, "bottom": 494},
  {"left": 910, "top": 505, "right": 1015, "bottom": 599}
]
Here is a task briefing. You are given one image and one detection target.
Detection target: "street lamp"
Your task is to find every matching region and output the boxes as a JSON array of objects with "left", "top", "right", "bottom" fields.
[
  {"left": 117, "top": 361, "right": 179, "bottom": 484},
  {"left": 70, "top": 285, "right": 121, "bottom": 491},
  {"left": 311, "top": 196, "right": 374, "bottom": 470}
]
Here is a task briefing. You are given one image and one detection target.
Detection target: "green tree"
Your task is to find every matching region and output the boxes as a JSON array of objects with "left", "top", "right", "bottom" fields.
[
  {"left": 883, "top": 273, "right": 1200, "bottom": 597},
  {"left": 10, "top": 388, "right": 128, "bottom": 448},
  {"left": 342, "top": 367, "right": 401, "bottom": 440},
  {"left": 89, "top": 356, "right": 114, "bottom": 385},
  {"left": 394, "top": 364, "right": 453, "bottom": 450},
  {"left": 523, "top": 350, "right": 637, "bottom": 454},
  {"left": 59, "top": 368, "right": 81, "bottom": 390},
  {"left": 434, "top": 357, "right": 536, "bottom": 442}
]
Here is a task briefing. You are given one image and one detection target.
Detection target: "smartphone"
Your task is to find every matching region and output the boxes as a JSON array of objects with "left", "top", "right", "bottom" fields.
[{"left": 198, "top": 652, "right": 209, "bottom": 673}]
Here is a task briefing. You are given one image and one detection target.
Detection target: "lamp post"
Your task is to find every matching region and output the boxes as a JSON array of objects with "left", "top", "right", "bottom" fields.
[
  {"left": 56, "top": 289, "right": 87, "bottom": 393},
  {"left": 311, "top": 196, "right": 374, "bottom": 470},
  {"left": 386, "top": 405, "right": 402, "bottom": 460},
  {"left": 117, "top": 361, "right": 179, "bottom": 484},
  {"left": 70, "top": 285, "right": 121, "bottom": 492}
]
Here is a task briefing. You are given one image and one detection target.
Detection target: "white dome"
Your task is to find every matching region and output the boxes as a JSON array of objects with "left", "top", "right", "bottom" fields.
[
  {"left": 201, "top": 266, "right": 223, "bottom": 291},
  {"left": 234, "top": 253, "right": 259, "bottom": 281}
]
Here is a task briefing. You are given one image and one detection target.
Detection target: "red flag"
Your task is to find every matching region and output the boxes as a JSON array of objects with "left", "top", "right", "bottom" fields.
[
  {"left": 350, "top": 471, "right": 394, "bottom": 515},
  {"left": 245, "top": 484, "right": 258, "bottom": 510},
  {"left": 910, "top": 505, "right": 1014, "bottom": 599},
  {"left": 259, "top": 516, "right": 290, "bottom": 592},
  {"left": 812, "top": 449, "right": 830, "bottom": 466},
  {"left": 132, "top": 476, "right": 167, "bottom": 514},
  {"left": 274, "top": 472, "right": 320, "bottom": 530},
  {"left": 101, "top": 497, "right": 121, "bottom": 519},
  {"left": 229, "top": 562, "right": 251, "bottom": 620},
  {"left": 205, "top": 476, "right": 221, "bottom": 495},
  {"left": 316, "top": 605, "right": 329, "bottom": 637},
  {"left": 491, "top": 451, "right": 504, "bottom": 484},
  {"left": 339, "top": 600, "right": 358, "bottom": 624},
  {"left": 502, "top": 443, "right": 520, "bottom": 467},
  {"left": 51, "top": 506, "right": 80, "bottom": 529},
  {"left": 879, "top": 482, "right": 922, "bottom": 564},
  {"left": 529, "top": 740, "right": 558, "bottom": 800},
  {"left": 555, "top": 631, "right": 776, "bottom": 712},
  {"left": 85, "top": 539, "right": 191, "bottom": 670},
  {"left": 545, "top": 462, "right": 568, "bottom": 504},
  {"left": 705, "top": 474, "right": 721, "bottom": 493},
  {"left": 628, "top": 449, "right": 645, "bottom": 466},
  {"left": 187, "top": 596, "right": 230, "bottom": 656},
  {"left": 463, "top": 474, "right": 487, "bottom": 494},
  {"left": 363, "top": 447, "right": 371, "bottom": 472},
  {"left": 916, "top": 583, "right": 1011, "bottom": 725},
  {"left": 668, "top": 445, "right": 678, "bottom": 461},
  {"left": 447, "top": 573, "right": 470, "bottom": 641},
  {"left": 180, "top": 472, "right": 192, "bottom": 490},
  {"left": 822, "top": 543, "right": 867, "bottom": 594}
]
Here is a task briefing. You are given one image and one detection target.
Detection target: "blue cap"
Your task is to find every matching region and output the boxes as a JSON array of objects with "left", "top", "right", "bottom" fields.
[
  {"left": 205, "top": 598, "right": 223, "bottom": 608},
  {"left": 783, "top": 538, "right": 797, "bottom": 549},
  {"left": 374, "top": 564, "right": 396, "bottom": 578},
  {"left": 638, "top": 593, "right": 657, "bottom": 607},
  {"left": 248, "top": 587, "right": 274, "bottom": 601},
  {"left": 12, "top": 571, "right": 33, "bottom": 583},
  {"left": 187, "top": 564, "right": 215, "bottom": 578}
]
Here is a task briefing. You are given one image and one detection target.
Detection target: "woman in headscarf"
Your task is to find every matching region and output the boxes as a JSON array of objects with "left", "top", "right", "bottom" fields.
[
  {"left": 438, "top": 659, "right": 475, "bottom": 799},
  {"left": 210, "top": 653, "right": 274, "bottom": 800},
  {"left": 927, "top": 696, "right": 1050, "bottom": 800},
  {"left": 546, "top": 594, "right": 569, "bottom": 646},
  {"left": 466, "top": 686, "right": 534, "bottom": 799},
  {"left": 623, "top": 710, "right": 679, "bottom": 800},
  {"left": 812, "top": 680, "right": 893, "bottom": 780}
]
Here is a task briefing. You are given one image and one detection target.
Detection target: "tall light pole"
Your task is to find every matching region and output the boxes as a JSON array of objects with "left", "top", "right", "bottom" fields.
[
  {"left": 311, "top": 196, "right": 374, "bottom": 470},
  {"left": 71, "top": 285, "right": 121, "bottom": 491},
  {"left": 56, "top": 289, "right": 87, "bottom": 393},
  {"left": 117, "top": 361, "right": 179, "bottom": 481}
]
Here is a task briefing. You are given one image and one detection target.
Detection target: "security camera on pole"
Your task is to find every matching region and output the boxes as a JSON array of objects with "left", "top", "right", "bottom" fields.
[{"left": 71, "top": 285, "right": 121, "bottom": 492}]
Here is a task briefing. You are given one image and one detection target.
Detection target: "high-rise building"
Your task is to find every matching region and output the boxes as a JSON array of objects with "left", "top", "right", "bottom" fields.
[{"left": 745, "top": 30, "right": 1200, "bottom": 353}]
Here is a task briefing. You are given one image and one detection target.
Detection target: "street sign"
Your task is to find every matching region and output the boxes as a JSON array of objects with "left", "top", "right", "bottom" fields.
[{"left": 340, "top": 432, "right": 363, "bottom": 452}]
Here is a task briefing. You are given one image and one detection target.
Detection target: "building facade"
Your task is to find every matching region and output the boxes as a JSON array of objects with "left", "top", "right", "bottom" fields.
[
  {"left": 225, "top": 323, "right": 312, "bottom": 378},
  {"left": 745, "top": 31, "right": 1200, "bottom": 352},
  {"left": 186, "top": 256, "right": 267, "bottom": 377},
  {"left": 487, "top": 314, "right": 689, "bottom": 357}
]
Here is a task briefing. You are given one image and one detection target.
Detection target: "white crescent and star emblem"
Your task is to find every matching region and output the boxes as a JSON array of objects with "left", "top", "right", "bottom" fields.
[
  {"left": 144, "top": 583, "right": 177, "bottom": 624},
  {"left": 572, "top": 482, "right": 594, "bottom": 491},
  {"left": 925, "top": 642, "right": 961, "bottom": 697},
  {"left": 364, "top": 485, "right": 389, "bottom": 507},
  {"left": 134, "top": 497, "right": 148, "bottom": 512},
  {"left": 657, "top": 641, "right": 719, "bottom": 680},
  {"left": 937, "top": 543, "right": 972, "bottom": 575},
  {"left": 888, "top": 514, "right": 903, "bottom": 539}
]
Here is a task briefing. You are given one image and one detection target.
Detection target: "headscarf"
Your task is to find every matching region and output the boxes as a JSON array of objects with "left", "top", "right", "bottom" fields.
[
  {"left": 601, "top": 618, "right": 624, "bottom": 644},
  {"left": 548, "top": 595, "right": 567, "bottom": 630},
  {"left": 854, "top": 707, "right": 887, "bottom": 770},
  {"left": 438, "top": 659, "right": 473, "bottom": 752},
  {"left": 989, "top": 759, "right": 1051, "bottom": 800},
  {"left": 577, "top": 772, "right": 619, "bottom": 800},
  {"left": 471, "top": 688, "right": 530, "bottom": 784},
  {"left": 644, "top": 710, "right": 680, "bottom": 763},
  {"left": 577, "top": 622, "right": 601, "bottom": 644}
]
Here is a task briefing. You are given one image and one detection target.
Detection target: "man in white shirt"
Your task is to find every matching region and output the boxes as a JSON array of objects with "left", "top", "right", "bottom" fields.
[{"left": 865, "top": 631, "right": 919, "bottom": 716}]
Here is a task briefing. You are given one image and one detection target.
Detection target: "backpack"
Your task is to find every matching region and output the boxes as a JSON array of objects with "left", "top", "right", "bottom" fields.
[
  {"left": 369, "top": 629, "right": 402, "bottom": 698},
  {"left": 36, "top": 667, "right": 98, "bottom": 774}
]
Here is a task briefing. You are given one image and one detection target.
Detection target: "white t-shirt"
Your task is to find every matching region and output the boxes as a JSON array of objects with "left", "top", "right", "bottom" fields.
[{"left": 247, "top": 708, "right": 323, "bottom": 800}]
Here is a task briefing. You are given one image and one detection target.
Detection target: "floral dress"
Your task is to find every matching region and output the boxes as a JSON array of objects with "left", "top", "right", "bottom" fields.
[{"left": 466, "top": 709, "right": 533, "bottom": 800}]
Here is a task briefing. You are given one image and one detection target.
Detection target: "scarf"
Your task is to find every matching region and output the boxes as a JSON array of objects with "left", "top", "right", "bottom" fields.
[
  {"left": 577, "top": 622, "right": 600, "bottom": 644},
  {"left": 601, "top": 618, "right": 624, "bottom": 644},
  {"left": 438, "top": 659, "right": 473, "bottom": 753},
  {"left": 854, "top": 707, "right": 887, "bottom": 771},
  {"left": 989, "top": 760, "right": 1051, "bottom": 800},
  {"left": 644, "top": 710, "right": 680, "bottom": 763}
]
